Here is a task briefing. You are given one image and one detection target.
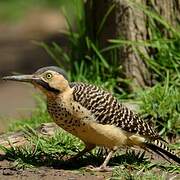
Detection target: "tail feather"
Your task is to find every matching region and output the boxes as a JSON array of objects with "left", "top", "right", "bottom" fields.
[{"left": 145, "top": 140, "right": 180, "bottom": 164}]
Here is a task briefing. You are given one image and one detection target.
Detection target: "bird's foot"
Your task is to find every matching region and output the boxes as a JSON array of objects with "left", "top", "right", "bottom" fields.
[{"left": 85, "top": 165, "right": 113, "bottom": 172}]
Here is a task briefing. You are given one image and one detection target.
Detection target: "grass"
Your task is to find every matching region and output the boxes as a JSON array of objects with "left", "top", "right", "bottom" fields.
[
  {"left": 111, "top": 166, "right": 178, "bottom": 180},
  {"left": 137, "top": 76, "right": 180, "bottom": 139},
  {"left": 1, "top": 128, "right": 83, "bottom": 169}
]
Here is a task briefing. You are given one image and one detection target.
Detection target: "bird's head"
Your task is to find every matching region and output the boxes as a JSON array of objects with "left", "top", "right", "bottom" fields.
[{"left": 2, "top": 66, "right": 69, "bottom": 97}]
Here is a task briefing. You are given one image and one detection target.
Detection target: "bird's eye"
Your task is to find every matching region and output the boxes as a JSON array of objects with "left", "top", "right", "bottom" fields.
[{"left": 45, "top": 73, "right": 53, "bottom": 79}]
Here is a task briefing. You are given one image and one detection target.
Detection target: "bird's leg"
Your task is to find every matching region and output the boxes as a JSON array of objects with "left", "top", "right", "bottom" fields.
[
  {"left": 66, "top": 143, "right": 96, "bottom": 162},
  {"left": 87, "top": 147, "right": 118, "bottom": 172}
]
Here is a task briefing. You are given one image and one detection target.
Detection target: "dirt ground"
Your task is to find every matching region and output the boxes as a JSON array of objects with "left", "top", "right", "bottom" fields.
[{"left": 0, "top": 160, "right": 110, "bottom": 180}]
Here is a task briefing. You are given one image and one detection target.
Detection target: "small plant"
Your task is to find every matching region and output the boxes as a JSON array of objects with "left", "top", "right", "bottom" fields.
[
  {"left": 138, "top": 78, "right": 180, "bottom": 139},
  {"left": 1, "top": 128, "right": 83, "bottom": 169},
  {"left": 112, "top": 161, "right": 180, "bottom": 179},
  {"left": 112, "top": 167, "right": 167, "bottom": 180}
]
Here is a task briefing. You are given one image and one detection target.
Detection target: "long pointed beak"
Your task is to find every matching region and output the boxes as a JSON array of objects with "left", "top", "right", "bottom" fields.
[{"left": 2, "top": 74, "right": 36, "bottom": 83}]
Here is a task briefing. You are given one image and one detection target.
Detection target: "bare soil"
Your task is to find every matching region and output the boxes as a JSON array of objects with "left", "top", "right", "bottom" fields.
[{"left": 0, "top": 160, "right": 110, "bottom": 180}]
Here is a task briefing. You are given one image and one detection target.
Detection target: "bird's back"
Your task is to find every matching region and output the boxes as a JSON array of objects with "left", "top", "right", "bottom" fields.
[{"left": 71, "top": 82, "right": 160, "bottom": 141}]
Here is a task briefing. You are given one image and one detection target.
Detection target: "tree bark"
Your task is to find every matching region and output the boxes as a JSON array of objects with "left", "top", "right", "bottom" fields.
[
  {"left": 85, "top": 0, "right": 180, "bottom": 91},
  {"left": 114, "top": 0, "right": 151, "bottom": 91},
  {"left": 148, "top": 0, "right": 180, "bottom": 27}
]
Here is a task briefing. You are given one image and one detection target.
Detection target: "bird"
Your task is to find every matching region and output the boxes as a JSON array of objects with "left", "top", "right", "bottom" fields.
[{"left": 2, "top": 66, "right": 180, "bottom": 171}]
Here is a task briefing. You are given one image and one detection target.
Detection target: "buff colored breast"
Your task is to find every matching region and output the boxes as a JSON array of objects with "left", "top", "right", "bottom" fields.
[{"left": 47, "top": 95, "right": 130, "bottom": 148}]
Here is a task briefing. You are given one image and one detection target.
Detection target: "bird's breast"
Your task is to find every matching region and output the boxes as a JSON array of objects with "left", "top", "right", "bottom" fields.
[{"left": 47, "top": 98, "right": 129, "bottom": 148}]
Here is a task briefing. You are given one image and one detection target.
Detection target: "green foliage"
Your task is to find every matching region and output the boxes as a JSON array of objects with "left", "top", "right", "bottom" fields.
[
  {"left": 111, "top": 150, "right": 149, "bottom": 167},
  {"left": 112, "top": 168, "right": 167, "bottom": 180},
  {"left": 138, "top": 79, "right": 180, "bottom": 138},
  {"left": 1, "top": 128, "right": 83, "bottom": 169}
]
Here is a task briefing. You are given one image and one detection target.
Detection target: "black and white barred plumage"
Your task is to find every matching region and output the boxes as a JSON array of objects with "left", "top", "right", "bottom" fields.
[{"left": 71, "top": 82, "right": 158, "bottom": 140}]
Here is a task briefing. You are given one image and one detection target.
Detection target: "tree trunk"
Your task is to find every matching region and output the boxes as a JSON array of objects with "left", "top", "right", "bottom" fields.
[
  {"left": 85, "top": 0, "right": 180, "bottom": 91},
  {"left": 114, "top": 0, "right": 151, "bottom": 91}
]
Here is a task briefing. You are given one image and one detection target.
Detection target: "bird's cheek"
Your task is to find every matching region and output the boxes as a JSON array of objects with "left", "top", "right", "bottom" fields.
[{"left": 48, "top": 81, "right": 57, "bottom": 89}]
